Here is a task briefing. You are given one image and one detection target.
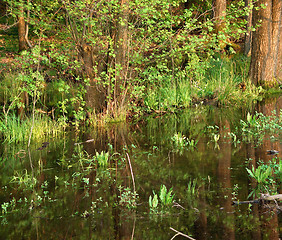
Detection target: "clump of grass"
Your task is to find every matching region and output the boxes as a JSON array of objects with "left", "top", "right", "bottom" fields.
[
  {"left": 144, "top": 54, "right": 259, "bottom": 111},
  {"left": 86, "top": 107, "right": 127, "bottom": 128},
  {"left": 144, "top": 70, "right": 192, "bottom": 112},
  {"left": 197, "top": 55, "right": 259, "bottom": 105},
  {"left": 0, "top": 114, "right": 63, "bottom": 143}
]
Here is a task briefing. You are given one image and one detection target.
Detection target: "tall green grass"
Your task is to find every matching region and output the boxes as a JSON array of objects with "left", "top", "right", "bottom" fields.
[
  {"left": 0, "top": 114, "right": 63, "bottom": 143},
  {"left": 144, "top": 74, "right": 192, "bottom": 111},
  {"left": 202, "top": 54, "right": 260, "bottom": 105},
  {"left": 144, "top": 54, "right": 260, "bottom": 111}
]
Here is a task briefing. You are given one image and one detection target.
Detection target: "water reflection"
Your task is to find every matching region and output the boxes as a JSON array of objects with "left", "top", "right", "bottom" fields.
[
  {"left": 0, "top": 98, "right": 281, "bottom": 239},
  {"left": 244, "top": 96, "right": 282, "bottom": 240}
]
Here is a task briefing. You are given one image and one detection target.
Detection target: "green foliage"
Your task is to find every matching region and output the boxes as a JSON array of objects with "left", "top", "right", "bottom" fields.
[
  {"left": 95, "top": 151, "right": 109, "bottom": 168},
  {"left": 240, "top": 110, "right": 282, "bottom": 142},
  {"left": 2, "top": 0, "right": 261, "bottom": 121},
  {"left": 118, "top": 186, "right": 138, "bottom": 209},
  {"left": 0, "top": 114, "right": 62, "bottom": 143},
  {"left": 149, "top": 185, "right": 174, "bottom": 213},
  {"left": 246, "top": 158, "right": 282, "bottom": 198}
]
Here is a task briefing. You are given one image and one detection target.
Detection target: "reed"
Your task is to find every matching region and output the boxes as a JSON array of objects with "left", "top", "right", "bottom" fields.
[{"left": 0, "top": 114, "right": 63, "bottom": 143}]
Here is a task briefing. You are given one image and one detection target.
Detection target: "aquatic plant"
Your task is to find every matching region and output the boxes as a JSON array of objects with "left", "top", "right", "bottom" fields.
[
  {"left": 0, "top": 114, "right": 62, "bottom": 143},
  {"left": 149, "top": 185, "right": 174, "bottom": 213},
  {"left": 1, "top": 198, "right": 16, "bottom": 215},
  {"left": 246, "top": 165, "right": 272, "bottom": 185},
  {"left": 149, "top": 193, "right": 159, "bottom": 211},
  {"left": 240, "top": 110, "right": 282, "bottom": 142},
  {"left": 228, "top": 132, "right": 241, "bottom": 145},
  {"left": 171, "top": 132, "right": 198, "bottom": 152},
  {"left": 95, "top": 151, "right": 109, "bottom": 168},
  {"left": 246, "top": 159, "right": 282, "bottom": 198},
  {"left": 118, "top": 186, "right": 138, "bottom": 209},
  {"left": 171, "top": 132, "right": 187, "bottom": 150},
  {"left": 187, "top": 179, "right": 200, "bottom": 199},
  {"left": 10, "top": 170, "right": 37, "bottom": 190}
]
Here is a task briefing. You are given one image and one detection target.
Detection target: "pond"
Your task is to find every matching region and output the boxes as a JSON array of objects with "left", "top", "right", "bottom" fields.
[{"left": 0, "top": 96, "right": 281, "bottom": 239}]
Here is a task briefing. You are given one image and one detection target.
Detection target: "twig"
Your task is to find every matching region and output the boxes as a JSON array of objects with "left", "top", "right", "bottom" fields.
[
  {"left": 74, "top": 139, "right": 94, "bottom": 145},
  {"left": 170, "top": 227, "right": 196, "bottom": 240},
  {"left": 126, "top": 153, "right": 136, "bottom": 194},
  {"left": 172, "top": 201, "right": 185, "bottom": 210}
]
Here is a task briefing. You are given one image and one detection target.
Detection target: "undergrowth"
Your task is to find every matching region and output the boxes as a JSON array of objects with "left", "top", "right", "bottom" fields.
[{"left": 144, "top": 54, "right": 261, "bottom": 112}]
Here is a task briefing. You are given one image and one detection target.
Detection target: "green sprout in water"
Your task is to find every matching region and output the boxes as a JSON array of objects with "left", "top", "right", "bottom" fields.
[
  {"left": 95, "top": 151, "right": 109, "bottom": 168},
  {"left": 246, "top": 162, "right": 279, "bottom": 198},
  {"left": 171, "top": 132, "right": 198, "bottom": 153},
  {"left": 149, "top": 185, "right": 174, "bottom": 213}
]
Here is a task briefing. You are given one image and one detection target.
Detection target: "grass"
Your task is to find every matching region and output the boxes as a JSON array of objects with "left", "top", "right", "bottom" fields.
[
  {"left": 144, "top": 54, "right": 260, "bottom": 111},
  {"left": 203, "top": 54, "right": 260, "bottom": 105},
  {"left": 145, "top": 78, "right": 192, "bottom": 112},
  {"left": 0, "top": 114, "right": 63, "bottom": 143}
]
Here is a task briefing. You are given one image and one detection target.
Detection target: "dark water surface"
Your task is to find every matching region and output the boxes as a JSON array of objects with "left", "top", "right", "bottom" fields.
[{"left": 0, "top": 97, "right": 281, "bottom": 239}]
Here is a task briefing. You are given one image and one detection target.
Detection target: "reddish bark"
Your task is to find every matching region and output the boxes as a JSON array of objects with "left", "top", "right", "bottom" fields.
[
  {"left": 249, "top": 0, "right": 281, "bottom": 86},
  {"left": 18, "top": 16, "right": 28, "bottom": 52}
]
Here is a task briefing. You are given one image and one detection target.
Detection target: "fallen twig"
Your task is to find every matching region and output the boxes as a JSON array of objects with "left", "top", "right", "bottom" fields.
[
  {"left": 170, "top": 227, "right": 196, "bottom": 240},
  {"left": 172, "top": 201, "right": 185, "bottom": 210},
  {"left": 232, "top": 193, "right": 282, "bottom": 205},
  {"left": 74, "top": 139, "right": 94, "bottom": 145}
]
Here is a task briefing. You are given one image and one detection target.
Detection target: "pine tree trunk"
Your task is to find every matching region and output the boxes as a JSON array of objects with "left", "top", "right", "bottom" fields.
[
  {"left": 213, "top": 0, "right": 227, "bottom": 50},
  {"left": 18, "top": 2, "right": 32, "bottom": 52},
  {"left": 249, "top": 0, "right": 281, "bottom": 86},
  {"left": 276, "top": 29, "right": 282, "bottom": 80},
  {"left": 213, "top": 0, "right": 226, "bottom": 33},
  {"left": 272, "top": 0, "right": 282, "bottom": 81}
]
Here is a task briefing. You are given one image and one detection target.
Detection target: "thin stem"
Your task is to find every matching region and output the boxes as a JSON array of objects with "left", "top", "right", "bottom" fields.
[
  {"left": 28, "top": 93, "right": 37, "bottom": 148},
  {"left": 126, "top": 152, "right": 136, "bottom": 194}
]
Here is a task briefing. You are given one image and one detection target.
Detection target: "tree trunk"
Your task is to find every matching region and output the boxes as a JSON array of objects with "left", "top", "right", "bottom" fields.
[
  {"left": 244, "top": 0, "right": 252, "bottom": 56},
  {"left": 18, "top": 15, "right": 28, "bottom": 52},
  {"left": 113, "top": 0, "right": 129, "bottom": 113},
  {"left": 272, "top": 0, "right": 282, "bottom": 81},
  {"left": 213, "top": 0, "right": 226, "bottom": 32},
  {"left": 213, "top": 0, "right": 227, "bottom": 50},
  {"left": 18, "top": 1, "right": 32, "bottom": 53},
  {"left": 81, "top": 44, "right": 105, "bottom": 113},
  {"left": 249, "top": 0, "right": 281, "bottom": 87}
]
